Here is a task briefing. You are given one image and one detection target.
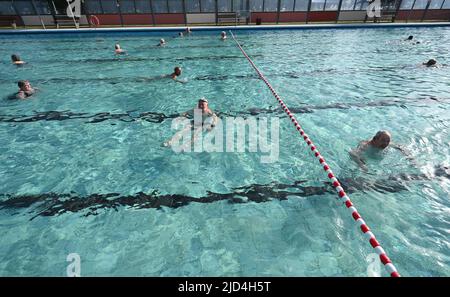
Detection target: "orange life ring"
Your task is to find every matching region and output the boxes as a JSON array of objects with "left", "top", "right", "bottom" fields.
[{"left": 89, "top": 15, "right": 100, "bottom": 27}]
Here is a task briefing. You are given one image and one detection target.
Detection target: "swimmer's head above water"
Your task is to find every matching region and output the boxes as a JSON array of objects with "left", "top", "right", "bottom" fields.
[
  {"left": 423, "top": 58, "right": 437, "bottom": 67},
  {"left": 159, "top": 38, "right": 166, "bottom": 45},
  {"left": 198, "top": 97, "right": 209, "bottom": 111},
  {"left": 369, "top": 130, "right": 391, "bottom": 150},
  {"left": 18, "top": 80, "right": 32, "bottom": 92},
  {"left": 11, "top": 54, "right": 24, "bottom": 64},
  {"left": 115, "top": 44, "right": 125, "bottom": 54},
  {"left": 407, "top": 35, "right": 413, "bottom": 40},
  {"left": 221, "top": 31, "right": 227, "bottom": 39},
  {"left": 16, "top": 80, "right": 35, "bottom": 99},
  {"left": 173, "top": 66, "right": 182, "bottom": 76}
]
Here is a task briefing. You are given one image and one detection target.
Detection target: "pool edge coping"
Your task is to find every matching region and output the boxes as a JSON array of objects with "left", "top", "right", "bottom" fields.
[{"left": 1, "top": 22, "right": 450, "bottom": 35}]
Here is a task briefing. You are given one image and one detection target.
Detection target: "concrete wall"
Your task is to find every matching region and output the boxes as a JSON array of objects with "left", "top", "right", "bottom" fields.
[
  {"left": 338, "top": 11, "right": 367, "bottom": 21},
  {"left": 21, "top": 15, "right": 54, "bottom": 26},
  {"left": 186, "top": 13, "right": 215, "bottom": 24}
]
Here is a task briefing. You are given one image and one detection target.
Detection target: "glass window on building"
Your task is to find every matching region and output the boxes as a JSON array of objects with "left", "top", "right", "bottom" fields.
[
  {"left": 0, "top": 1, "right": 16, "bottom": 15},
  {"left": 85, "top": 0, "right": 103, "bottom": 13},
  {"left": 264, "top": 0, "right": 278, "bottom": 11},
  {"left": 249, "top": 0, "right": 263, "bottom": 11},
  {"left": 310, "top": 0, "right": 326, "bottom": 10},
  {"left": 233, "top": 0, "right": 246, "bottom": 11},
  {"left": 341, "top": 0, "right": 356, "bottom": 10},
  {"left": 280, "top": 0, "right": 295, "bottom": 11},
  {"left": 429, "top": 0, "right": 444, "bottom": 8},
  {"left": 101, "top": 0, "right": 119, "bottom": 13},
  {"left": 201, "top": 0, "right": 215, "bottom": 12},
  {"left": 13, "top": 1, "right": 36, "bottom": 15},
  {"left": 360, "top": 0, "right": 369, "bottom": 10},
  {"left": 135, "top": 0, "right": 152, "bottom": 13},
  {"left": 168, "top": 0, "right": 183, "bottom": 12},
  {"left": 152, "top": 0, "right": 168, "bottom": 13},
  {"left": 33, "top": 0, "right": 52, "bottom": 15},
  {"left": 119, "top": 0, "right": 136, "bottom": 13},
  {"left": 400, "top": 0, "right": 415, "bottom": 9},
  {"left": 412, "top": 0, "right": 429, "bottom": 8},
  {"left": 294, "top": 0, "right": 309, "bottom": 10},
  {"left": 325, "top": 0, "right": 340, "bottom": 10},
  {"left": 353, "top": 0, "right": 367, "bottom": 10},
  {"left": 217, "top": 0, "right": 232, "bottom": 11},
  {"left": 186, "top": 0, "right": 201, "bottom": 12}
]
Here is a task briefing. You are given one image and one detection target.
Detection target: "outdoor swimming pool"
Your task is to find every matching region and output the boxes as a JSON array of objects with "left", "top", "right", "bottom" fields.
[{"left": 0, "top": 26, "right": 449, "bottom": 276}]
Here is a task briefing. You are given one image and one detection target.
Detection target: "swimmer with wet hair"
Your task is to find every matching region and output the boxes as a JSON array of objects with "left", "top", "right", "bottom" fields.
[
  {"left": 423, "top": 58, "right": 437, "bottom": 67},
  {"left": 16, "top": 80, "right": 36, "bottom": 99},
  {"left": 220, "top": 31, "right": 227, "bottom": 40},
  {"left": 163, "top": 97, "right": 218, "bottom": 148},
  {"left": 178, "top": 32, "right": 184, "bottom": 37},
  {"left": 349, "top": 130, "right": 413, "bottom": 171},
  {"left": 11, "top": 54, "right": 25, "bottom": 65},
  {"left": 157, "top": 38, "right": 166, "bottom": 46},
  {"left": 166, "top": 66, "right": 186, "bottom": 83},
  {"left": 405, "top": 35, "right": 421, "bottom": 44},
  {"left": 115, "top": 44, "right": 126, "bottom": 54},
  {"left": 185, "top": 27, "right": 192, "bottom": 35}
]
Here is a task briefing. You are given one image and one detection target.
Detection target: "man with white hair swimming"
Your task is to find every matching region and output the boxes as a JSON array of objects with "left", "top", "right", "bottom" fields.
[
  {"left": 163, "top": 97, "right": 218, "bottom": 148},
  {"left": 350, "top": 130, "right": 412, "bottom": 171},
  {"left": 157, "top": 39, "right": 166, "bottom": 46}
]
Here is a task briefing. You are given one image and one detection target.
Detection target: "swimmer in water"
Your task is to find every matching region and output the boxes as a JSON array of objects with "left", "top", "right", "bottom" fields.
[
  {"left": 405, "top": 35, "right": 420, "bottom": 44},
  {"left": 423, "top": 58, "right": 437, "bottom": 67},
  {"left": 220, "top": 31, "right": 227, "bottom": 40},
  {"left": 16, "top": 80, "right": 36, "bottom": 99},
  {"left": 157, "top": 38, "right": 166, "bottom": 46},
  {"left": 178, "top": 32, "right": 184, "bottom": 37},
  {"left": 349, "top": 130, "right": 413, "bottom": 171},
  {"left": 163, "top": 97, "right": 218, "bottom": 148},
  {"left": 164, "top": 66, "right": 186, "bottom": 83},
  {"left": 185, "top": 27, "right": 192, "bottom": 35},
  {"left": 11, "top": 54, "right": 25, "bottom": 65},
  {"left": 115, "top": 44, "right": 126, "bottom": 55}
]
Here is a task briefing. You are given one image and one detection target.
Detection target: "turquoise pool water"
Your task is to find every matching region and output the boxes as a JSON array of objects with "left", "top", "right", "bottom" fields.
[{"left": 0, "top": 27, "right": 449, "bottom": 276}]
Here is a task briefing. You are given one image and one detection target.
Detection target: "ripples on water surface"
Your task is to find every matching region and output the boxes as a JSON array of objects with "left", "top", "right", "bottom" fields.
[{"left": 0, "top": 27, "right": 449, "bottom": 276}]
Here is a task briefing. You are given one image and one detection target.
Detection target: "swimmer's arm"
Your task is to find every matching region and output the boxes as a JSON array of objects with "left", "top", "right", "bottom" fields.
[
  {"left": 180, "top": 109, "right": 193, "bottom": 117},
  {"left": 172, "top": 77, "right": 187, "bottom": 84},
  {"left": 349, "top": 141, "right": 369, "bottom": 171},
  {"left": 16, "top": 91, "right": 26, "bottom": 99},
  {"left": 392, "top": 144, "right": 417, "bottom": 165},
  {"left": 349, "top": 149, "right": 368, "bottom": 172}
]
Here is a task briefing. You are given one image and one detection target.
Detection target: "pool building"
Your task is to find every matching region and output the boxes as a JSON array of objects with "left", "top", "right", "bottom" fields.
[{"left": 0, "top": 0, "right": 450, "bottom": 29}]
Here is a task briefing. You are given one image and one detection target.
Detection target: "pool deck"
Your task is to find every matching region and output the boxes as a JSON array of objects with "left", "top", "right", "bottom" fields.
[{"left": 1, "top": 22, "right": 450, "bottom": 35}]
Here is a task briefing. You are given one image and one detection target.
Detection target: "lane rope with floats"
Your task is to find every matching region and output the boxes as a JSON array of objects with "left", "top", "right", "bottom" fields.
[{"left": 229, "top": 30, "right": 400, "bottom": 277}]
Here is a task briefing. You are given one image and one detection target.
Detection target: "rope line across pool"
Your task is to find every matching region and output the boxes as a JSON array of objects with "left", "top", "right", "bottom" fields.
[{"left": 229, "top": 30, "right": 400, "bottom": 277}]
